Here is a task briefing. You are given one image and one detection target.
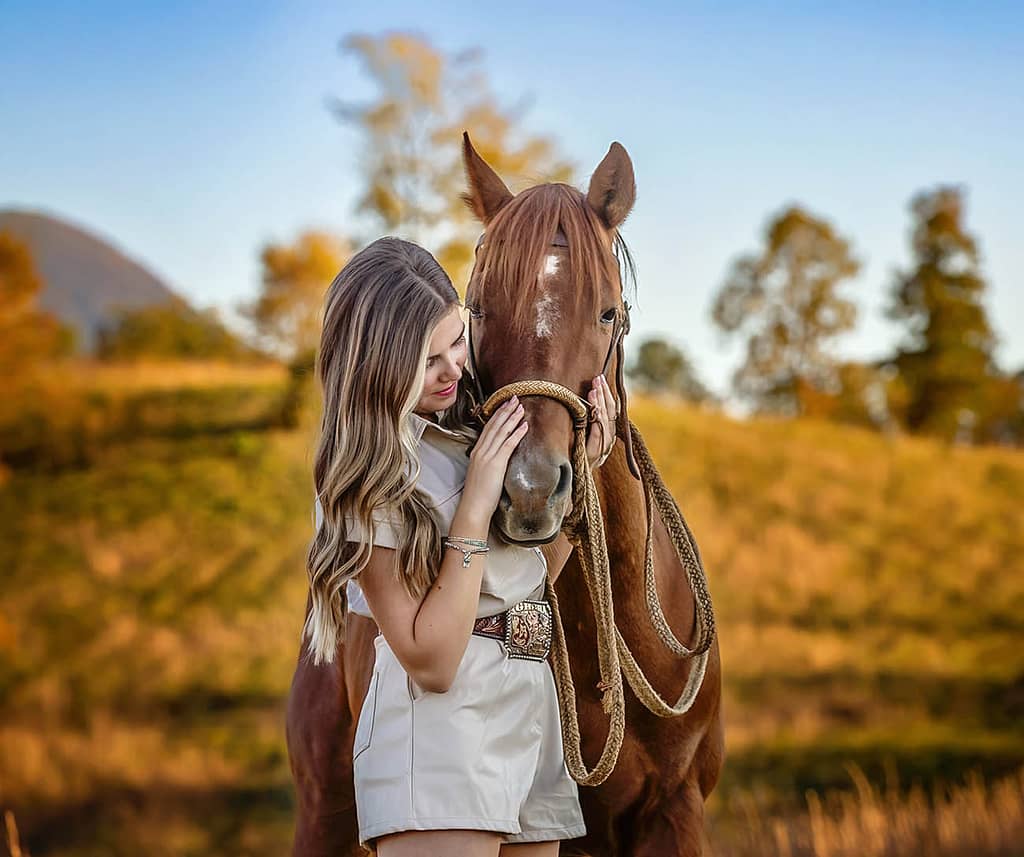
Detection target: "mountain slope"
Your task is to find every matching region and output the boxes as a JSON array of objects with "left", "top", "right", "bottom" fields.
[{"left": 0, "top": 208, "right": 181, "bottom": 350}]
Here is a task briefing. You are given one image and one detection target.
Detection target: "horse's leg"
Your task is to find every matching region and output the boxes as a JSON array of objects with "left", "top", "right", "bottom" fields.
[
  {"left": 287, "top": 613, "right": 378, "bottom": 857},
  {"left": 628, "top": 778, "right": 706, "bottom": 857},
  {"left": 287, "top": 656, "right": 360, "bottom": 857},
  {"left": 695, "top": 700, "right": 725, "bottom": 800},
  {"left": 624, "top": 702, "right": 724, "bottom": 857}
]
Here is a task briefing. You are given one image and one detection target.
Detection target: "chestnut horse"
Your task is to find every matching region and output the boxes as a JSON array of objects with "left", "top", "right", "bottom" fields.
[{"left": 286, "top": 139, "right": 723, "bottom": 856}]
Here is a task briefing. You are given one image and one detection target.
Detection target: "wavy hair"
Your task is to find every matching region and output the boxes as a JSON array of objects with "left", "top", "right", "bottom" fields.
[{"left": 304, "top": 237, "right": 479, "bottom": 664}]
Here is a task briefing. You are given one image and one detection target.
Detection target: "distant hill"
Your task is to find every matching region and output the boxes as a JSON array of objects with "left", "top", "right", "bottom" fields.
[{"left": 0, "top": 208, "right": 182, "bottom": 351}]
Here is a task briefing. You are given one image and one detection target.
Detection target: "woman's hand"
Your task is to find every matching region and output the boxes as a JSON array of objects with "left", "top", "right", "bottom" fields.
[
  {"left": 586, "top": 374, "right": 617, "bottom": 468},
  {"left": 461, "top": 395, "right": 528, "bottom": 521}
]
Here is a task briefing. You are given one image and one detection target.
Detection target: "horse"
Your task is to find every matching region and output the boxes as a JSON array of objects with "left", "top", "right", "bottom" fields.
[{"left": 286, "top": 138, "right": 724, "bottom": 857}]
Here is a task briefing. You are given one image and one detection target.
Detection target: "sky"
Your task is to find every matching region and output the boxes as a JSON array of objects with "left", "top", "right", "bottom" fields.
[{"left": 3, "top": 1, "right": 1022, "bottom": 396}]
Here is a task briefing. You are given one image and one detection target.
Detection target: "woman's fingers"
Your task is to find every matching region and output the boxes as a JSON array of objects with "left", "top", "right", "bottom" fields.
[
  {"left": 499, "top": 419, "right": 529, "bottom": 454},
  {"left": 476, "top": 396, "right": 524, "bottom": 458},
  {"left": 584, "top": 375, "right": 616, "bottom": 466},
  {"left": 601, "top": 374, "right": 618, "bottom": 423}
]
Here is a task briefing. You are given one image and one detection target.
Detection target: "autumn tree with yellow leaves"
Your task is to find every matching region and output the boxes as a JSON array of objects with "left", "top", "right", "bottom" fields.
[
  {"left": 0, "top": 231, "right": 73, "bottom": 377},
  {"left": 242, "top": 34, "right": 571, "bottom": 366},
  {"left": 243, "top": 231, "right": 352, "bottom": 364},
  {"left": 331, "top": 32, "right": 573, "bottom": 291}
]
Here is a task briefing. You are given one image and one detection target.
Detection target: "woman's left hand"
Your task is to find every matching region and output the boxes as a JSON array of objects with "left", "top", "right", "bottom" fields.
[{"left": 585, "top": 374, "right": 617, "bottom": 468}]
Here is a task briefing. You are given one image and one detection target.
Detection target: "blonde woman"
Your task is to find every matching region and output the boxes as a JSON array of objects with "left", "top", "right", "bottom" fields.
[{"left": 307, "top": 237, "right": 617, "bottom": 856}]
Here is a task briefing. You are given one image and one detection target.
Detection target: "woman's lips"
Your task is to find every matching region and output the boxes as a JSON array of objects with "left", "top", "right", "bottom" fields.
[{"left": 437, "top": 381, "right": 457, "bottom": 397}]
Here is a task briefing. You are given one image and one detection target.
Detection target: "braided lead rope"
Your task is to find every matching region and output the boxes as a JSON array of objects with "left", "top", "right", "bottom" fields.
[
  {"left": 482, "top": 380, "right": 625, "bottom": 784},
  {"left": 479, "top": 380, "right": 716, "bottom": 782},
  {"left": 550, "top": 436, "right": 626, "bottom": 784},
  {"left": 633, "top": 424, "right": 716, "bottom": 659}
]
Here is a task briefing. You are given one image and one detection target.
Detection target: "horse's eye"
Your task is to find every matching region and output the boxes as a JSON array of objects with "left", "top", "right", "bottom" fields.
[
  {"left": 600, "top": 308, "right": 618, "bottom": 324},
  {"left": 467, "top": 304, "right": 485, "bottom": 320}
]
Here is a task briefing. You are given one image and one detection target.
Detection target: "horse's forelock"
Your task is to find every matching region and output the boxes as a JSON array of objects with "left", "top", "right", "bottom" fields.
[{"left": 473, "top": 184, "right": 627, "bottom": 336}]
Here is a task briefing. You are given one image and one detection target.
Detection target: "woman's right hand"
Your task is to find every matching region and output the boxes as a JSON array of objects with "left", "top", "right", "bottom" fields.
[{"left": 461, "top": 395, "right": 528, "bottom": 521}]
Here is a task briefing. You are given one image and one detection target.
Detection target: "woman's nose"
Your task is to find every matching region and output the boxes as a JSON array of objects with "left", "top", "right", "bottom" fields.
[{"left": 443, "top": 356, "right": 463, "bottom": 379}]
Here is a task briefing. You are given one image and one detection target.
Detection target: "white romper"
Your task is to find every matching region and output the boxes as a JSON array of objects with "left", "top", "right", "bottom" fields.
[{"left": 316, "top": 412, "right": 586, "bottom": 851}]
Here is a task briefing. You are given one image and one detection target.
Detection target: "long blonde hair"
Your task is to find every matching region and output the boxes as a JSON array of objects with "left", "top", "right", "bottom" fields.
[{"left": 304, "top": 237, "right": 479, "bottom": 665}]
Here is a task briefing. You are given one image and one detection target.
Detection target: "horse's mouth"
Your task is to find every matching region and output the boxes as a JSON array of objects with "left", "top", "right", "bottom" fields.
[
  {"left": 493, "top": 516, "right": 564, "bottom": 548},
  {"left": 496, "top": 528, "right": 562, "bottom": 548}
]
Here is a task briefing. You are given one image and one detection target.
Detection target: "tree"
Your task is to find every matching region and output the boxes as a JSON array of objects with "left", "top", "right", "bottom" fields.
[
  {"left": 242, "top": 231, "right": 351, "bottom": 363},
  {"left": 711, "top": 206, "right": 860, "bottom": 416},
  {"left": 0, "top": 230, "right": 74, "bottom": 375},
  {"left": 885, "top": 186, "right": 1001, "bottom": 441},
  {"left": 332, "top": 33, "right": 573, "bottom": 290},
  {"left": 96, "top": 299, "right": 255, "bottom": 361},
  {"left": 627, "top": 338, "right": 714, "bottom": 403}
]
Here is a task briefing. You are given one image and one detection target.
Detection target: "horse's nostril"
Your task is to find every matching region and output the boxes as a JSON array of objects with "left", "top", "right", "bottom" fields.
[
  {"left": 499, "top": 490, "right": 512, "bottom": 513},
  {"left": 554, "top": 462, "right": 572, "bottom": 499}
]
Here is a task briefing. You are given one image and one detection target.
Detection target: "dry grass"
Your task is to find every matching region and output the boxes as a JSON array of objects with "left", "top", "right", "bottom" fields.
[
  {"left": 4, "top": 810, "right": 29, "bottom": 857},
  {"left": 57, "top": 360, "right": 287, "bottom": 392},
  {"left": 710, "top": 765, "right": 1024, "bottom": 857},
  {"left": 1, "top": 391, "right": 1021, "bottom": 854}
]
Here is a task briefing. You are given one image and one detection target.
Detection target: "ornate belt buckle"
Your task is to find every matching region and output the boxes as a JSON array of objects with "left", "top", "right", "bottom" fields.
[{"left": 503, "top": 599, "right": 553, "bottom": 661}]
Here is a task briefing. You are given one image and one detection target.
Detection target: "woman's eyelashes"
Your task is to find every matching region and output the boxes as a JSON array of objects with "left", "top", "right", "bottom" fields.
[{"left": 426, "top": 336, "right": 467, "bottom": 370}]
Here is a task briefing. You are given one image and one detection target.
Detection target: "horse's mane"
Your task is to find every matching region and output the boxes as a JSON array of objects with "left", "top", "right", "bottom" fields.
[{"left": 470, "top": 183, "right": 636, "bottom": 335}]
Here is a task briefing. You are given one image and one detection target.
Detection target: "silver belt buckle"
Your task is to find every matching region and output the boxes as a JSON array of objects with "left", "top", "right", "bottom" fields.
[{"left": 503, "top": 599, "right": 553, "bottom": 661}]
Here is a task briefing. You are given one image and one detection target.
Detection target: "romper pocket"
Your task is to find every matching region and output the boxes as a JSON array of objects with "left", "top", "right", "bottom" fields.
[{"left": 352, "top": 670, "right": 379, "bottom": 761}]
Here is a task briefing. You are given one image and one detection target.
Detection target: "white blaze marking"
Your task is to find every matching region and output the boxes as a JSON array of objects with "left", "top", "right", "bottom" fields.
[
  {"left": 536, "top": 254, "right": 560, "bottom": 339},
  {"left": 510, "top": 466, "right": 541, "bottom": 494}
]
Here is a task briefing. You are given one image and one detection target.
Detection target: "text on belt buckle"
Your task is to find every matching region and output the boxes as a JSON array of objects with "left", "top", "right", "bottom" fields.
[{"left": 504, "top": 599, "right": 553, "bottom": 661}]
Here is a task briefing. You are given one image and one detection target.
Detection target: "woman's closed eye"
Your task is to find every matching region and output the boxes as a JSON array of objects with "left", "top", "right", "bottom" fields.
[{"left": 427, "top": 334, "right": 467, "bottom": 368}]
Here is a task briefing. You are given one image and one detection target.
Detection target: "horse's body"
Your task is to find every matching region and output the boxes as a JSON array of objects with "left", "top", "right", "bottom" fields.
[
  {"left": 286, "top": 139, "right": 723, "bottom": 856},
  {"left": 548, "top": 453, "right": 723, "bottom": 855}
]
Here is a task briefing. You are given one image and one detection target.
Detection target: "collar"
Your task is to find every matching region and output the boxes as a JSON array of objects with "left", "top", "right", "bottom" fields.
[{"left": 408, "top": 411, "right": 466, "bottom": 443}]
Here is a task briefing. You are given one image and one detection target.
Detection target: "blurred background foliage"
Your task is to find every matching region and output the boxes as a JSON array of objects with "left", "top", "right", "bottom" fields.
[{"left": 1, "top": 28, "right": 1022, "bottom": 857}]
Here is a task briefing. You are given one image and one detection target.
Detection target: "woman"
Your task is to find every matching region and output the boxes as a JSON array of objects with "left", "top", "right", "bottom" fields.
[{"left": 307, "top": 237, "right": 617, "bottom": 856}]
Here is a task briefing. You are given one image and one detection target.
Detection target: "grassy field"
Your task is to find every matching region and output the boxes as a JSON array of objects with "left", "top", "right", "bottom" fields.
[
  {"left": 1, "top": 382, "right": 1022, "bottom": 855},
  {"left": 0, "top": 361, "right": 290, "bottom": 470}
]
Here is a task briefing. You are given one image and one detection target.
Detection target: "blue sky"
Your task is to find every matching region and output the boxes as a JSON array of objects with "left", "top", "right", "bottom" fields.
[{"left": 3, "top": 1, "right": 1022, "bottom": 395}]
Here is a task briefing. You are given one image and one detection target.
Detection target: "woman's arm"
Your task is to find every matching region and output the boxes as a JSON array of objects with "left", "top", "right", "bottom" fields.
[
  {"left": 359, "top": 397, "right": 527, "bottom": 693},
  {"left": 357, "top": 500, "right": 493, "bottom": 693}
]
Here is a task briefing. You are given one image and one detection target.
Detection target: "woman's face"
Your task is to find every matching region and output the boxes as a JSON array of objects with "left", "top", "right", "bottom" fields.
[{"left": 414, "top": 304, "right": 467, "bottom": 416}]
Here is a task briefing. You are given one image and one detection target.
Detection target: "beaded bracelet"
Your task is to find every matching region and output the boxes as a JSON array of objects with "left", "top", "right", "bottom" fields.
[{"left": 443, "top": 536, "right": 490, "bottom": 568}]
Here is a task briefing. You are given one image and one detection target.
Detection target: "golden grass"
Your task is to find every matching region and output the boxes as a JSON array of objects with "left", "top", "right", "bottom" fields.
[
  {"left": 4, "top": 809, "right": 28, "bottom": 857},
  {"left": 58, "top": 360, "right": 288, "bottom": 392},
  {"left": 710, "top": 765, "right": 1024, "bottom": 857},
  {"left": 1, "top": 391, "right": 1022, "bottom": 855}
]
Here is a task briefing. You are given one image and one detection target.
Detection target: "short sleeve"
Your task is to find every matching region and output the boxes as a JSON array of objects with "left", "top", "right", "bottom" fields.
[{"left": 313, "top": 495, "right": 401, "bottom": 549}]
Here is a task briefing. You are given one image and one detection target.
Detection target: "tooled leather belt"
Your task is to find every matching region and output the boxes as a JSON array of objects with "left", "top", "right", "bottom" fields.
[{"left": 471, "top": 599, "right": 553, "bottom": 661}]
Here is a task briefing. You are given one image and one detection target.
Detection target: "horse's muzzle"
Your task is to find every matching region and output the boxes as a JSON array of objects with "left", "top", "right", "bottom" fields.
[{"left": 494, "top": 455, "right": 571, "bottom": 545}]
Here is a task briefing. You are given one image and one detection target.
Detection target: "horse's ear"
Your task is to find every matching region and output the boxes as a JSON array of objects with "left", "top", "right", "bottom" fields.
[
  {"left": 462, "top": 132, "right": 513, "bottom": 225},
  {"left": 587, "top": 142, "right": 636, "bottom": 230}
]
